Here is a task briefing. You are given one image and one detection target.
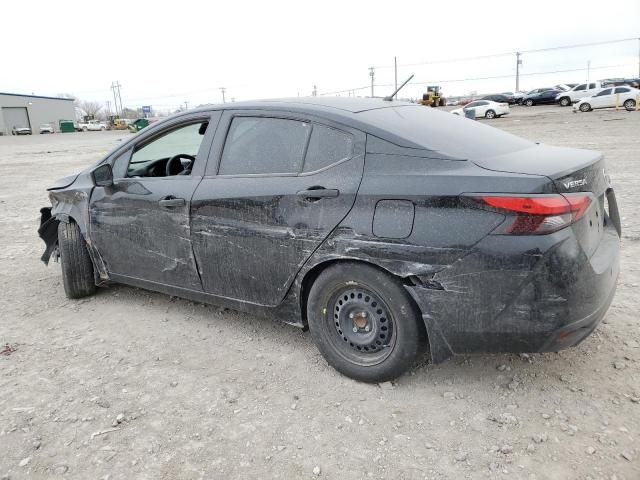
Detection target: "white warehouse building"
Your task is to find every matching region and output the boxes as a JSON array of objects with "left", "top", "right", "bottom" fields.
[{"left": 0, "top": 92, "right": 76, "bottom": 135}]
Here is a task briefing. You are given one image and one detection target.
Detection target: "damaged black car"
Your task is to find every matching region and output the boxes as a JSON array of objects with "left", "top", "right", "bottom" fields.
[{"left": 39, "top": 98, "right": 621, "bottom": 382}]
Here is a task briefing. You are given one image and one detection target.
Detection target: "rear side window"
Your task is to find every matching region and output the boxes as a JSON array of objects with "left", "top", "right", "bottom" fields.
[
  {"left": 588, "top": 83, "right": 596, "bottom": 89},
  {"left": 615, "top": 87, "right": 630, "bottom": 93},
  {"left": 303, "top": 125, "right": 353, "bottom": 172},
  {"left": 219, "top": 117, "right": 310, "bottom": 175}
]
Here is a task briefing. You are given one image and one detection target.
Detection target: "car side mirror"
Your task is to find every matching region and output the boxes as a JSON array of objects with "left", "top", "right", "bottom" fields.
[{"left": 91, "top": 164, "right": 113, "bottom": 187}]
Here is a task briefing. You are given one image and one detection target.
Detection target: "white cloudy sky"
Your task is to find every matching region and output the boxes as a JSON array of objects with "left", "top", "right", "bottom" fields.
[{"left": 2, "top": 0, "right": 639, "bottom": 111}]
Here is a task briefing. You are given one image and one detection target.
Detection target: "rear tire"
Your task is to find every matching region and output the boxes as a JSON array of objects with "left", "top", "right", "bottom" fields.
[
  {"left": 307, "top": 262, "right": 426, "bottom": 383},
  {"left": 559, "top": 97, "right": 571, "bottom": 107},
  {"left": 485, "top": 109, "right": 496, "bottom": 119},
  {"left": 58, "top": 222, "right": 96, "bottom": 299},
  {"left": 579, "top": 102, "right": 591, "bottom": 112},
  {"left": 624, "top": 99, "right": 636, "bottom": 111}
]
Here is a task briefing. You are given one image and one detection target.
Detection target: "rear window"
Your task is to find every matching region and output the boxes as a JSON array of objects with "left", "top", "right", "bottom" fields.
[
  {"left": 358, "top": 105, "right": 532, "bottom": 159},
  {"left": 219, "top": 117, "right": 311, "bottom": 175}
]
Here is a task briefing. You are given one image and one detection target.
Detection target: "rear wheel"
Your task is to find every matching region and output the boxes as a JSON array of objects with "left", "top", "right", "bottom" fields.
[
  {"left": 58, "top": 222, "right": 96, "bottom": 299},
  {"left": 623, "top": 99, "right": 636, "bottom": 111},
  {"left": 485, "top": 109, "right": 496, "bottom": 119},
  {"left": 559, "top": 97, "right": 571, "bottom": 107},
  {"left": 307, "top": 262, "right": 425, "bottom": 383},
  {"left": 579, "top": 102, "right": 591, "bottom": 112},
  {"left": 524, "top": 99, "right": 534, "bottom": 106}
]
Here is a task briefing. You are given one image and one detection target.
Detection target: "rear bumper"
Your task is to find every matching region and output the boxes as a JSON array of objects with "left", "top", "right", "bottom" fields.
[{"left": 406, "top": 218, "right": 620, "bottom": 363}]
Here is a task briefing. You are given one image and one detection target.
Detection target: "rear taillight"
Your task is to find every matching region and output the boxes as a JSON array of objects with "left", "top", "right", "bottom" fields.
[{"left": 471, "top": 193, "right": 593, "bottom": 234}]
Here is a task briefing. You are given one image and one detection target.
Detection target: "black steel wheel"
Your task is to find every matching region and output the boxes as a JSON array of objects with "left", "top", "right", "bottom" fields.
[{"left": 307, "top": 262, "right": 426, "bottom": 382}]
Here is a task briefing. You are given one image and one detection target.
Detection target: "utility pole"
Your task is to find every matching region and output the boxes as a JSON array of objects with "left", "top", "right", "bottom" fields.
[
  {"left": 637, "top": 37, "right": 640, "bottom": 78},
  {"left": 369, "top": 67, "right": 375, "bottom": 97},
  {"left": 110, "top": 81, "right": 123, "bottom": 117},
  {"left": 515, "top": 52, "right": 522, "bottom": 92},
  {"left": 312, "top": 85, "right": 317, "bottom": 96},
  {"left": 220, "top": 87, "right": 226, "bottom": 103},
  {"left": 184, "top": 101, "right": 189, "bottom": 111},
  {"left": 105, "top": 100, "right": 111, "bottom": 117},
  {"left": 394, "top": 57, "right": 398, "bottom": 99},
  {"left": 587, "top": 60, "right": 591, "bottom": 84}
]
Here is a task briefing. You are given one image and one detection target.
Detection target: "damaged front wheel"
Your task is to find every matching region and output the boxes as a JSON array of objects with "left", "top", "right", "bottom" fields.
[{"left": 58, "top": 222, "right": 96, "bottom": 299}]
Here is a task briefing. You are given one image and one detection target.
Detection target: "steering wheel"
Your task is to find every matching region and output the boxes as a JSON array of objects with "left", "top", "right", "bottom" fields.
[{"left": 166, "top": 154, "right": 195, "bottom": 176}]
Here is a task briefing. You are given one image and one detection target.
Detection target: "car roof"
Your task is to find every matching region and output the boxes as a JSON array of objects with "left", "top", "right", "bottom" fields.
[
  {"left": 155, "top": 96, "right": 532, "bottom": 161},
  {"left": 191, "top": 96, "right": 416, "bottom": 115}
]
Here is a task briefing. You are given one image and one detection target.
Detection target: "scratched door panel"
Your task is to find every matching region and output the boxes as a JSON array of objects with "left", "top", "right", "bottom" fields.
[
  {"left": 191, "top": 155, "right": 365, "bottom": 306},
  {"left": 89, "top": 177, "right": 204, "bottom": 290}
]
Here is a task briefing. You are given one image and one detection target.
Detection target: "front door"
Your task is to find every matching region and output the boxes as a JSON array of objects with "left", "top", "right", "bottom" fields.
[
  {"left": 89, "top": 114, "right": 218, "bottom": 290},
  {"left": 191, "top": 112, "right": 365, "bottom": 305}
]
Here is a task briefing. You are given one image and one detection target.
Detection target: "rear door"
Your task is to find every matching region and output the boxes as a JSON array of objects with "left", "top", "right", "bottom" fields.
[{"left": 191, "top": 111, "right": 365, "bottom": 305}]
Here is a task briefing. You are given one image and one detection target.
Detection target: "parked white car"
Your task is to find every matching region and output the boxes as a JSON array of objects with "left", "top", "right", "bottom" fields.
[
  {"left": 451, "top": 100, "right": 509, "bottom": 119},
  {"left": 77, "top": 120, "right": 107, "bottom": 131},
  {"left": 556, "top": 82, "right": 602, "bottom": 106},
  {"left": 574, "top": 86, "right": 640, "bottom": 112}
]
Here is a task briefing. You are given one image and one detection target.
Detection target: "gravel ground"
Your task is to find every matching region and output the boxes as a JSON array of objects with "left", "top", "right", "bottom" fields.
[{"left": 0, "top": 106, "right": 638, "bottom": 480}]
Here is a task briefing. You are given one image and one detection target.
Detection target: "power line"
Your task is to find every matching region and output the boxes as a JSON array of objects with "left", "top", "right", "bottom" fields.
[{"left": 374, "top": 36, "right": 639, "bottom": 69}]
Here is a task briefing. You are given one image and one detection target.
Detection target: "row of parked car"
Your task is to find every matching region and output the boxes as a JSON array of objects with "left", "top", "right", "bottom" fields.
[{"left": 451, "top": 78, "right": 640, "bottom": 120}]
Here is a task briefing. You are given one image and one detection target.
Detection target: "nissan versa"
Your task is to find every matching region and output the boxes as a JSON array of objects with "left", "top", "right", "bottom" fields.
[{"left": 38, "top": 98, "right": 621, "bottom": 382}]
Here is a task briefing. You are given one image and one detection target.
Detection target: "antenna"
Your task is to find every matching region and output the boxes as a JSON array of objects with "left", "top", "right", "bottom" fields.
[{"left": 383, "top": 74, "right": 414, "bottom": 101}]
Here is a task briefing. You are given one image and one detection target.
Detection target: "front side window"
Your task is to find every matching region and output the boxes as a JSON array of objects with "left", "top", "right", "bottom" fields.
[
  {"left": 466, "top": 102, "right": 479, "bottom": 108},
  {"left": 595, "top": 89, "right": 612, "bottom": 97},
  {"left": 303, "top": 125, "right": 353, "bottom": 172},
  {"left": 219, "top": 117, "right": 311, "bottom": 175},
  {"left": 574, "top": 84, "right": 586, "bottom": 91},
  {"left": 127, "top": 122, "right": 208, "bottom": 177}
]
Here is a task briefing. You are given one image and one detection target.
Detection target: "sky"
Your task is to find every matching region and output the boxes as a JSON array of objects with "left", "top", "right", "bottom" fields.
[{"left": 2, "top": 0, "right": 639, "bottom": 113}]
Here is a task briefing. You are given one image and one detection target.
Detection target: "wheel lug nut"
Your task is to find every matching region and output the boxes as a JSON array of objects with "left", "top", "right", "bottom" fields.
[
  {"left": 362, "top": 312, "right": 367, "bottom": 318},
  {"left": 349, "top": 313, "right": 354, "bottom": 319},
  {"left": 352, "top": 327, "right": 358, "bottom": 333},
  {"left": 364, "top": 326, "right": 370, "bottom": 332}
]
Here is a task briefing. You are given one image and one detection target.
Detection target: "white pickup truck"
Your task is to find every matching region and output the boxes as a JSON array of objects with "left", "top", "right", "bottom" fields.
[
  {"left": 76, "top": 120, "right": 107, "bottom": 132},
  {"left": 556, "top": 82, "right": 602, "bottom": 106}
]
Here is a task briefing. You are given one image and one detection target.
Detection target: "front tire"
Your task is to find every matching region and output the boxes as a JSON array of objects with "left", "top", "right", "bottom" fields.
[
  {"left": 485, "top": 109, "right": 496, "bottom": 119},
  {"left": 524, "top": 99, "right": 534, "bottom": 106},
  {"left": 307, "top": 262, "right": 426, "bottom": 383},
  {"left": 58, "top": 222, "right": 96, "bottom": 299},
  {"left": 559, "top": 97, "right": 571, "bottom": 107},
  {"left": 624, "top": 99, "right": 636, "bottom": 111},
  {"left": 579, "top": 102, "right": 591, "bottom": 112}
]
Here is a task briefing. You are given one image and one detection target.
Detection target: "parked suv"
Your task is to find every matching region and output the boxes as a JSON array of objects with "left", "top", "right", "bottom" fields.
[{"left": 556, "top": 82, "right": 602, "bottom": 106}]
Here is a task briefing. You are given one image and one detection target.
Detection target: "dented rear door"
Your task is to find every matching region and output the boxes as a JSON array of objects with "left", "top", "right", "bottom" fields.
[{"left": 191, "top": 111, "right": 365, "bottom": 306}]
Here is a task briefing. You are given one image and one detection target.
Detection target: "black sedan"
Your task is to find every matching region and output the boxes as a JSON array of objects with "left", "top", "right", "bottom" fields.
[
  {"left": 482, "top": 93, "right": 513, "bottom": 104},
  {"left": 522, "top": 89, "right": 562, "bottom": 106},
  {"left": 38, "top": 98, "right": 620, "bottom": 382}
]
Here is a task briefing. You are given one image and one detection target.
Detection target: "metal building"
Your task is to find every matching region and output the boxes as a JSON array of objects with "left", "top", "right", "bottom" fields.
[{"left": 0, "top": 92, "right": 76, "bottom": 135}]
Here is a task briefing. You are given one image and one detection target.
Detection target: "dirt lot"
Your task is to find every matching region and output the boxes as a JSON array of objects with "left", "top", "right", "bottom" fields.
[{"left": 1, "top": 106, "right": 638, "bottom": 480}]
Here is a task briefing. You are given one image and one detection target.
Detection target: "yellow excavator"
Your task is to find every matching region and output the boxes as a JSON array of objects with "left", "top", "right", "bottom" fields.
[{"left": 419, "top": 86, "right": 446, "bottom": 107}]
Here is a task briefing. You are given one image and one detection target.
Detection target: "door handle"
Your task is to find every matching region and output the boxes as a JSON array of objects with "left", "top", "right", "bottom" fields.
[
  {"left": 158, "top": 196, "right": 186, "bottom": 208},
  {"left": 296, "top": 188, "right": 340, "bottom": 200}
]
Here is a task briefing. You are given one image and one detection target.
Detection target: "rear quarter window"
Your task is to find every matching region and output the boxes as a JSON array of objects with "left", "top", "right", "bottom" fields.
[{"left": 303, "top": 125, "right": 353, "bottom": 172}]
